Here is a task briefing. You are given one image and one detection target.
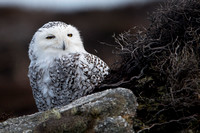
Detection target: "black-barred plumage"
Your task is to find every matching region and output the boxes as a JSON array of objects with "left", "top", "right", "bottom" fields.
[{"left": 28, "top": 21, "right": 109, "bottom": 111}]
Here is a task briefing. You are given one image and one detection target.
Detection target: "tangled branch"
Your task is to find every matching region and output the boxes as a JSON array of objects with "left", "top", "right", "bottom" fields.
[{"left": 96, "top": 0, "right": 200, "bottom": 132}]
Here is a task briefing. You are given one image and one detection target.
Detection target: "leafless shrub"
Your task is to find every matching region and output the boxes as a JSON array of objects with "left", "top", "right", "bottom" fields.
[{"left": 96, "top": 0, "right": 200, "bottom": 132}]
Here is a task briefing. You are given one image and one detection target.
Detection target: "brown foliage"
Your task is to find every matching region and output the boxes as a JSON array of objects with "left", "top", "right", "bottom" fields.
[{"left": 96, "top": 0, "right": 200, "bottom": 132}]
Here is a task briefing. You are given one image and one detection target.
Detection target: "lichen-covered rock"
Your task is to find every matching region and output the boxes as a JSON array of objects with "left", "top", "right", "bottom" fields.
[
  {"left": 0, "top": 87, "right": 137, "bottom": 133},
  {"left": 95, "top": 116, "right": 134, "bottom": 133}
]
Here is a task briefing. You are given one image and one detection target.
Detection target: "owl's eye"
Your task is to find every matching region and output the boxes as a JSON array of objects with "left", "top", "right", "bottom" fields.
[
  {"left": 67, "top": 34, "right": 73, "bottom": 37},
  {"left": 46, "top": 35, "right": 55, "bottom": 39}
]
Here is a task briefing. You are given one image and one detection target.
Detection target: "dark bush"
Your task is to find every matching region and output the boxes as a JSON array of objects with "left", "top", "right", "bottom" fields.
[{"left": 96, "top": 0, "right": 200, "bottom": 132}]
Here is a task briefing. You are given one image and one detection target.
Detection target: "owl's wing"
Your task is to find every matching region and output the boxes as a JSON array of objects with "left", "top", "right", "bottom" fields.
[
  {"left": 47, "top": 53, "right": 109, "bottom": 98},
  {"left": 28, "top": 62, "right": 47, "bottom": 111},
  {"left": 84, "top": 53, "right": 109, "bottom": 82},
  {"left": 28, "top": 63, "right": 40, "bottom": 91},
  {"left": 78, "top": 53, "right": 109, "bottom": 94}
]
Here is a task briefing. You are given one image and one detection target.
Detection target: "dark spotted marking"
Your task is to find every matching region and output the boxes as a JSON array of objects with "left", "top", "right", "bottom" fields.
[
  {"left": 28, "top": 53, "right": 109, "bottom": 111},
  {"left": 42, "top": 21, "right": 68, "bottom": 29}
]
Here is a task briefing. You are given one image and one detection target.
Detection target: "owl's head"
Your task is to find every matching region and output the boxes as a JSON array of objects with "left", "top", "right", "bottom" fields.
[{"left": 29, "top": 21, "right": 86, "bottom": 60}]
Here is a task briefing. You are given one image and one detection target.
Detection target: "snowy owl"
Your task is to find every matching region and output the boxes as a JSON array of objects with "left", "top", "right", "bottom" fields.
[{"left": 28, "top": 21, "right": 109, "bottom": 111}]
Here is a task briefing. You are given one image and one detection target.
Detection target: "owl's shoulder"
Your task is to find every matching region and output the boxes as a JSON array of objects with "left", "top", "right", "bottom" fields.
[{"left": 83, "top": 53, "right": 109, "bottom": 70}]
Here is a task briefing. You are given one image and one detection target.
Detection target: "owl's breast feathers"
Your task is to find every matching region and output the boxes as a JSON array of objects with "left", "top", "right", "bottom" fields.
[{"left": 28, "top": 53, "right": 109, "bottom": 111}]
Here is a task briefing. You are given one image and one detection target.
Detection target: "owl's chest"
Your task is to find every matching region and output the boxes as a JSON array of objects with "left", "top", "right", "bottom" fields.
[{"left": 38, "top": 55, "right": 90, "bottom": 86}]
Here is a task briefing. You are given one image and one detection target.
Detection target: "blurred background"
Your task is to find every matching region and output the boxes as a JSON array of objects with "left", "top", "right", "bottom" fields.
[{"left": 0, "top": 0, "right": 163, "bottom": 121}]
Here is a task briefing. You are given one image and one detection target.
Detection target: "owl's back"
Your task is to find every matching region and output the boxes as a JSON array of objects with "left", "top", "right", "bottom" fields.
[{"left": 28, "top": 53, "right": 109, "bottom": 111}]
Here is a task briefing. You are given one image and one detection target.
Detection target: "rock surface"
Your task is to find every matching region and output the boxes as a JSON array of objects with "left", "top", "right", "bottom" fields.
[{"left": 0, "top": 88, "right": 137, "bottom": 133}]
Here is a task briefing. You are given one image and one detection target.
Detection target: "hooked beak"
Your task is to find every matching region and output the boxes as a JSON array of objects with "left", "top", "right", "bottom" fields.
[{"left": 62, "top": 41, "right": 66, "bottom": 51}]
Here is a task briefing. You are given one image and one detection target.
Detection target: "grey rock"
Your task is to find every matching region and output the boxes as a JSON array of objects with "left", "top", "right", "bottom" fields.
[
  {"left": 95, "top": 116, "right": 135, "bottom": 133},
  {"left": 0, "top": 87, "right": 138, "bottom": 133}
]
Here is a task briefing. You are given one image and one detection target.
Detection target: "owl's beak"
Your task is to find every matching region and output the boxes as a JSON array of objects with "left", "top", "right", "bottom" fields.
[{"left": 62, "top": 42, "right": 66, "bottom": 50}]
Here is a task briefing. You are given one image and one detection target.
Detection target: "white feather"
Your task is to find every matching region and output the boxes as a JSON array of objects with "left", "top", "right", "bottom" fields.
[{"left": 28, "top": 21, "right": 109, "bottom": 111}]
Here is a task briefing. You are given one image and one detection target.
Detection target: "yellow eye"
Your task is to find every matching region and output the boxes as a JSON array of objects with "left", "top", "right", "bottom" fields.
[{"left": 67, "top": 33, "right": 73, "bottom": 37}]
